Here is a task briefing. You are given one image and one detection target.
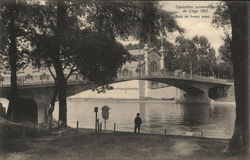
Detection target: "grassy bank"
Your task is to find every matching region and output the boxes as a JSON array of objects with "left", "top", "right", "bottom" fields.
[{"left": 0, "top": 122, "right": 249, "bottom": 160}]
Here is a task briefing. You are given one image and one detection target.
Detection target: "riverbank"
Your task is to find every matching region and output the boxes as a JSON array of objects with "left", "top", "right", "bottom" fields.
[{"left": 0, "top": 117, "right": 248, "bottom": 160}]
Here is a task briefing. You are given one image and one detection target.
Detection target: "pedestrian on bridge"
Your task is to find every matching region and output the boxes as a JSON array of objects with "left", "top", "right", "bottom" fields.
[{"left": 134, "top": 113, "right": 142, "bottom": 134}]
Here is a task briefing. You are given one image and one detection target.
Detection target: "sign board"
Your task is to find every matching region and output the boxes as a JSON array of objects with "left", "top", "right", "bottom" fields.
[
  {"left": 102, "top": 105, "right": 110, "bottom": 120},
  {"left": 94, "top": 107, "right": 98, "bottom": 113}
]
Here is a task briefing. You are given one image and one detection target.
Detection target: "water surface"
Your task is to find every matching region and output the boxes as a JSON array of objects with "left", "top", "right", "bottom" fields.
[{"left": 54, "top": 100, "right": 235, "bottom": 139}]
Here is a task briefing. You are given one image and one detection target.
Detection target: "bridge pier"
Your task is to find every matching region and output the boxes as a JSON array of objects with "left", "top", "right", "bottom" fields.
[
  {"left": 177, "top": 90, "right": 211, "bottom": 104},
  {"left": 35, "top": 99, "right": 50, "bottom": 125},
  {"left": 17, "top": 86, "right": 55, "bottom": 125},
  {"left": 138, "top": 80, "right": 149, "bottom": 99}
]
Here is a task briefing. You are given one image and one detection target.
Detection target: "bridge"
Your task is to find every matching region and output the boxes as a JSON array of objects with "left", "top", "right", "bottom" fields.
[
  {"left": 0, "top": 71, "right": 232, "bottom": 125},
  {"left": 0, "top": 45, "right": 233, "bottom": 125}
]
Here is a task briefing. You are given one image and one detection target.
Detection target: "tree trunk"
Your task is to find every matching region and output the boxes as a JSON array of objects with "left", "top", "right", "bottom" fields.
[
  {"left": 210, "top": 67, "right": 215, "bottom": 78},
  {"left": 227, "top": 2, "right": 249, "bottom": 154},
  {"left": 53, "top": 58, "right": 67, "bottom": 127},
  {"left": 53, "top": 0, "right": 68, "bottom": 127},
  {"left": 48, "top": 79, "right": 58, "bottom": 130},
  {"left": 6, "top": 5, "right": 18, "bottom": 120}
]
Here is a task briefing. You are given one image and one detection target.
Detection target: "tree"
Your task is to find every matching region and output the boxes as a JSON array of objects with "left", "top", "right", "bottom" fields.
[
  {"left": 212, "top": 1, "right": 231, "bottom": 34},
  {"left": 226, "top": 2, "right": 249, "bottom": 153},
  {"left": 218, "top": 34, "right": 232, "bottom": 65},
  {"left": 73, "top": 31, "right": 130, "bottom": 86},
  {"left": 216, "top": 34, "right": 233, "bottom": 79},
  {"left": 213, "top": 1, "right": 250, "bottom": 153},
  {"left": 0, "top": 1, "right": 31, "bottom": 119},
  {"left": 175, "top": 36, "right": 197, "bottom": 73},
  {"left": 214, "top": 62, "right": 233, "bottom": 79},
  {"left": 15, "top": 1, "right": 182, "bottom": 127},
  {"left": 191, "top": 36, "right": 217, "bottom": 76},
  {"left": 175, "top": 36, "right": 217, "bottom": 76}
]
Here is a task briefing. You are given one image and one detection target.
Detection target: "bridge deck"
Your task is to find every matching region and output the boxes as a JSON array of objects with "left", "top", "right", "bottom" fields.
[{"left": 0, "top": 72, "right": 232, "bottom": 88}]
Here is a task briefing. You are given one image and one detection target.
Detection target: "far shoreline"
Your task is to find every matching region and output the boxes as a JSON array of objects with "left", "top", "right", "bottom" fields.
[{"left": 68, "top": 97, "right": 235, "bottom": 105}]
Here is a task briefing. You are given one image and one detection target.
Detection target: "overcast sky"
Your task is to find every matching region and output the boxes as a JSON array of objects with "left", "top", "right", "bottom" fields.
[
  {"left": 160, "top": 1, "right": 226, "bottom": 52},
  {"left": 121, "top": 1, "right": 227, "bottom": 53}
]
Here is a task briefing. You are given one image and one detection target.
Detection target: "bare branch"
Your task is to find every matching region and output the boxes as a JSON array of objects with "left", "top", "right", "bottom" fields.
[
  {"left": 48, "top": 64, "right": 56, "bottom": 80},
  {"left": 66, "top": 69, "right": 77, "bottom": 80},
  {"left": 66, "top": 68, "right": 77, "bottom": 80}
]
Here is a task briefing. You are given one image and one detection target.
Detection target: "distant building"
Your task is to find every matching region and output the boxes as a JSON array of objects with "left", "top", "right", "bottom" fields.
[{"left": 118, "top": 45, "right": 168, "bottom": 90}]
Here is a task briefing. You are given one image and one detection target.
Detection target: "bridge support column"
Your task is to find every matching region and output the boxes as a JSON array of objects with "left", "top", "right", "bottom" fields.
[
  {"left": 139, "top": 80, "right": 149, "bottom": 99},
  {"left": 33, "top": 98, "right": 50, "bottom": 125},
  {"left": 177, "top": 90, "right": 211, "bottom": 104}
]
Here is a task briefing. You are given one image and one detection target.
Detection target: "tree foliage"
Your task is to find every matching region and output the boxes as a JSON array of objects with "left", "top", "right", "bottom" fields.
[
  {"left": 175, "top": 36, "right": 217, "bottom": 76},
  {"left": 212, "top": 1, "right": 231, "bottom": 33},
  {"left": 0, "top": 0, "right": 183, "bottom": 126},
  {"left": 218, "top": 34, "right": 232, "bottom": 65},
  {"left": 73, "top": 31, "right": 130, "bottom": 84},
  {"left": 0, "top": 1, "right": 33, "bottom": 118}
]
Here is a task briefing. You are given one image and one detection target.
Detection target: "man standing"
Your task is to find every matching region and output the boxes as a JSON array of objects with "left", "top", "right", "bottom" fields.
[{"left": 134, "top": 113, "right": 142, "bottom": 134}]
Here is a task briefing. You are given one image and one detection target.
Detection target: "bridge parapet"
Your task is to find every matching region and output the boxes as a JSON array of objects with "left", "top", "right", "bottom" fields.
[
  {"left": 0, "top": 71, "right": 231, "bottom": 87},
  {"left": 117, "top": 71, "right": 229, "bottom": 85}
]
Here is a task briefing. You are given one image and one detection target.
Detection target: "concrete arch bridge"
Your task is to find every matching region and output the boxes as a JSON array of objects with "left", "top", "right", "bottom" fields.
[{"left": 0, "top": 72, "right": 232, "bottom": 124}]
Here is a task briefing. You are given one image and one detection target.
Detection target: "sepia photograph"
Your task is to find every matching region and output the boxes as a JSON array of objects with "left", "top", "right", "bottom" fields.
[{"left": 0, "top": 0, "right": 249, "bottom": 160}]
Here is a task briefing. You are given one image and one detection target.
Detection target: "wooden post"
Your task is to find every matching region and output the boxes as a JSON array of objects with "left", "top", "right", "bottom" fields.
[
  {"left": 97, "top": 119, "right": 99, "bottom": 131},
  {"left": 114, "top": 123, "right": 116, "bottom": 132},
  {"left": 165, "top": 129, "right": 166, "bottom": 135},
  {"left": 100, "top": 123, "right": 102, "bottom": 131},
  {"left": 105, "top": 120, "right": 106, "bottom": 131},
  {"left": 201, "top": 130, "right": 203, "bottom": 137},
  {"left": 76, "top": 121, "right": 79, "bottom": 134},
  {"left": 95, "top": 112, "right": 97, "bottom": 133},
  {"left": 94, "top": 107, "right": 98, "bottom": 133}
]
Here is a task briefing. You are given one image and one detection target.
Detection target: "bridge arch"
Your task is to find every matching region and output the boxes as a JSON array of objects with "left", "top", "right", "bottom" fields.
[
  {"left": 208, "top": 86, "right": 229, "bottom": 100},
  {"left": 67, "top": 78, "right": 209, "bottom": 103},
  {"left": 0, "top": 97, "right": 38, "bottom": 124},
  {"left": 15, "top": 98, "right": 38, "bottom": 124}
]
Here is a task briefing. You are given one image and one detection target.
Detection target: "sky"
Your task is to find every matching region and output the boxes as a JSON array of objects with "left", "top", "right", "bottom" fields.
[
  {"left": 161, "top": 1, "right": 225, "bottom": 51},
  {"left": 122, "top": 1, "right": 227, "bottom": 53},
  {"left": 28, "top": 0, "right": 227, "bottom": 53}
]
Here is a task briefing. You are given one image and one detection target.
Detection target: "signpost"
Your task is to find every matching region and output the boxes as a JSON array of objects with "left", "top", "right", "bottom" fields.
[
  {"left": 101, "top": 105, "right": 110, "bottom": 131},
  {"left": 94, "top": 107, "right": 98, "bottom": 133}
]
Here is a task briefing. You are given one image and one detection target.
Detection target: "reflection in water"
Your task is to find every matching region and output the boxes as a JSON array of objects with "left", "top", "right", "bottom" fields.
[
  {"left": 139, "top": 102, "right": 146, "bottom": 120},
  {"left": 181, "top": 104, "right": 211, "bottom": 126},
  {"left": 54, "top": 100, "right": 235, "bottom": 139}
]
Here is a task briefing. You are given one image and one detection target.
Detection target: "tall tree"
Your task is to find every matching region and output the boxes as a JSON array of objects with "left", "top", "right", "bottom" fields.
[
  {"left": 175, "top": 36, "right": 197, "bottom": 74},
  {"left": 218, "top": 34, "right": 232, "bottom": 65},
  {"left": 175, "top": 36, "right": 217, "bottom": 76},
  {"left": 217, "top": 34, "right": 233, "bottom": 79},
  {"left": 226, "top": 2, "right": 249, "bottom": 153},
  {"left": 0, "top": 0, "right": 31, "bottom": 119},
  {"left": 191, "top": 35, "right": 217, "bottom": 76},
  {"left": 213, "top": 1, "right": 249, "bottom": 153},
  {"left": 26, "top": 1, "right": 183, "bottom": 127}
]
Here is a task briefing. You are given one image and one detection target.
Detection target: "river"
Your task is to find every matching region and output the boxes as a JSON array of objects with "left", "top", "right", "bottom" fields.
[{"left": 54, "top": 99, "right": 235, "bottom": 139}]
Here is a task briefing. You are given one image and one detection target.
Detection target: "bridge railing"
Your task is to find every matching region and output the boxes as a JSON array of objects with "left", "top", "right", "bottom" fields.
[
  {"left": 117, "top": 70, "right": 229, "bottom": 84},
  {"left": 0, "top": 77, "right": 84, "bottom": 87},
  {"left": 0, "top": 70, "right": 230, "bottom": 87}
]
